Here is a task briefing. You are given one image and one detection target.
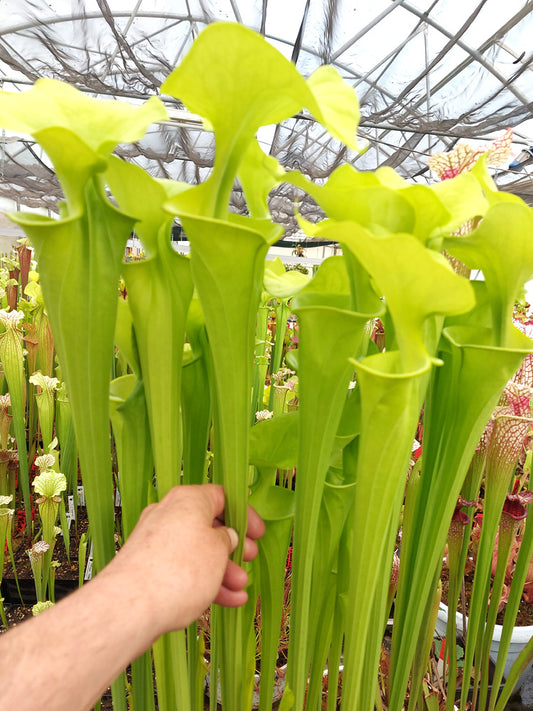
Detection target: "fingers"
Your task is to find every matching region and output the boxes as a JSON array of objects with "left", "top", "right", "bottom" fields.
[
  {"left": 212, "top": 503, "right": 265, "bottom": 541},
  {"left": 213, "top": 586, "right": 248, "bottom": 608},
  {"left": 212, "top": 525, "right": 260, "bottom": 564},
  {"left": 213, "top": 520, "right": 259, "bottom": 559},
  {"left": 215, "top": 562, "right": 250, "bottom": 608},
  {"left": 224, "top": 527, "right": 239, "bottom": 553},
  {"left": 197, "top": 483, "right": 226, "bottom": 522},
  {"left": 195, "top": 485, "right": 266, "bottom": 544},
  {"left": 212, "top": 526, "right": 256, "bottom": 612},
  {"left": 160, "top": 482, "right": 264, "bottom": 573},
  {"left": 246, "top": 505, "right": 266, "bottom": 541},
  {"left": 221, "top": 560, "right": 248, "bottom": 591},
  {"left": 242, "top": 536, "right": 259, "bottom": 562}
]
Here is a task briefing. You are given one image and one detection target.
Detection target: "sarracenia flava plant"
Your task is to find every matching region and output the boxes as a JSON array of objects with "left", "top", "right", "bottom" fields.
[
  {"left": 0, "top": 78, "right": 167, "bottom": 711},
  {"left": 1, "top": 21, "right": 533, "bottom": 711},
  {"left": 160, "top": 23, "right": 359, "bottom": 710}
]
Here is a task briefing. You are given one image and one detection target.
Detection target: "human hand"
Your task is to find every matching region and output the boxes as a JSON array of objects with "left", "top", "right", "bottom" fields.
[{"left": 106, "top": 484, "right": 265, "bottom": 635}]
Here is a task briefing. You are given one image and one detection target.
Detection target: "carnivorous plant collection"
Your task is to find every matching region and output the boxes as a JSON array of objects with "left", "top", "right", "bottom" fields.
[{"left": 1, "top": 21, "right": 533, "bottom": 711}]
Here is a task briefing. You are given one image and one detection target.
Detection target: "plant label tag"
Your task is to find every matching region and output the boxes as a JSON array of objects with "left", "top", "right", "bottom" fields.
[
  {"left": 115, "top": 488, "right": 121, "bottom": 507},
  {"left": 77, "top": 485, "right": 85, "bottom": 507},
  {"left": 68, "top": 495, "right": 75, "bottom": 520},
  {"left": 84, "top": 542, "right": 93, "bottom": 581}
]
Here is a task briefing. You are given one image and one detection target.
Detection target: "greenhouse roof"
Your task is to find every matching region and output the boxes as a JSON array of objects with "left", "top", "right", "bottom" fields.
[{"left": 1, "top": 0, "right": 533, "bottom": 230}]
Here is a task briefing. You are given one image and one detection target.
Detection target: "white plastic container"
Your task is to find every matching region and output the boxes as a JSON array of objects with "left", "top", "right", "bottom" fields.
[{"left": 436, "top": 602, "right": 533, "bottom": 689}]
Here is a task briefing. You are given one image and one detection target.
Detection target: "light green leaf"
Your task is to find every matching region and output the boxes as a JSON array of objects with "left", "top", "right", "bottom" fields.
[
  {"left": 29, "top": 371, "right": 59, "bottom": 393},
  {"left": 306, "top": 65, "right": 360, "bottom": 151},
  {"left": 342, "top": 351, "right": 431, "bottom": 707},
  {"left": 264, "top": 257, "right": 286, "bottom": 276},
  {"left": 109, "top": 375, "right": 154, "bottom": 540},
  {"left": 372, "top": 166, "right": 409, "bottom": 189},
  {"left": 470, "top": 155, "right": 523, "bottom": 206},
  {"left": 165, "top": 187, "right": 283, "bottom": 707},
  {"left": 251, "top": 484, "right": 294, "bottom": 711},
  {"left": 34, "top": 453, "right": 56, "bottom": 472},
  {"left": 10, "top": 181, "right": 134, "bottom": 585},
  {"left": 109, "top": 373, "right": 138, "bottom": 406},
  {"left": 291, "top": 163, "right": 488, "bottom": 246},
  {"left": 114, "top": 297, "right": 141, "bottom": 377},
  {"left": 279, "top": 686, "right": 295, "bottom": 711},
  {"left": 106, "top": 157, "right": 189, "bottom": 258},
  {"left": 385, "top": 184, "right": 450, "bottom": 242},
  {"left": 0, "top": 71, "right": 162, "bottom": 574},
  {"left": 161, "top": 23, "right": 307, "bottom": 135},
  {"left": 32, "top": 600, "right": 54, "bottom": 616},
  {"left": 238, "top": 141, "right": 285, "bottom": 220},
  {"left": 0, "top": 309, "right": 30, "bottom": 528},
  {"left": 389, "top": 325, "right": 533, "bottom": 710},
  {"left": 316, "top": 222, "right": 475, "bottom": 369},
  {"left": 444, "top": 201, "right": 533, "bottom": 345},
  {"left": 287, "top": 256, "right": 376, "bottom": 709},
  {"left": 0, "top": 80, "right": 166, "bottom": 210},
  {"left": 295, "top": 254, "right": 351, "bottom": 305},
  {"left": 0, "top": 78, "right": 166, "bottom": 155},
  {"left": 106, "top": 157, "right": 194, "bottom": 500},
  {"left": 161, "top": 23, "right": 358, "bottom": 219},
  {"left": 430, "top": 171, "right": 489, "bottom": 235},
  {"left": 264, "top": 260, "right": 310, "bottom": 298},
  {"left": 251, "top": 482, "right": 295, "bottom": 523},
  {"left": 249, "top": 412, "right": 299, "bottom": 470},
  {"left": 182, "top": 297, "right": 211, "bottom": 487},
  {"left": 287, "top": 164, "right": 415, "bottom": 233}
]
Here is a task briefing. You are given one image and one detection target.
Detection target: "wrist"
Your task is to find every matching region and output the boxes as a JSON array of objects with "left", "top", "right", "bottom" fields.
[{"left": 93, "top": 553, "right": 163, "bottom": 645}]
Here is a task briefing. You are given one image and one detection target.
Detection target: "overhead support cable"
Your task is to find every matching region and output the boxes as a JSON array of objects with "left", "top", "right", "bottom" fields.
[
  {"left": 423, "top": 21, "right": 431, "bottom": 156},
  {"left": 170, "top": 22, "right": 195, "bottom": 72},
  {"left": 1, "top": 11, "right": 207, "bottom": 36},
  {"left": 398, "top": 0, "right": 532, "bottom": 106},
  {"left": 351, "top": 24, "right": 425, "bottom": 92},
  {"left": 95, "top": 0, "right": 160, "bottom": 88},
  {"left": 291, "top": 0, "right": 311, "bottom": 65},
  {"left": 389, "top": 0, "right": 491, "bottom": 109},
  {"left": 0, "top": 7, "right": 459, "bottom": 130},
  {"left": 228, "top": 0, "right": 242, "bottom": 24},
  {"left": 495, "top": 41, "right": 533, "bottom": 73},
  {"left": 103, "top": 0, "right": 143, "bottom": 74},
  {"left": 260, "top": 0, "right": 267, "bottom": 35},
  {"left": 292, "top": 112, "right": 532, "bottom": 144},
  {"left": 267, "top": 0, "right": 312, "bottom": 163},
  {"left": 330, "top": 0, "right": 406, "bottom": 62}
]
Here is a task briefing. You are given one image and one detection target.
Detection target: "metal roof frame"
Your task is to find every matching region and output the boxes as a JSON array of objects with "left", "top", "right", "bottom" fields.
[{"left": 0, "top": 0, "right": 532, "bottom": 222}]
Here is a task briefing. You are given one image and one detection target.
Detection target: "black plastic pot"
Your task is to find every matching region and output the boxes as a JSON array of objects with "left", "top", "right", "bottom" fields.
[{"left": 1, "top": 577, "right": 78, "bottom": 606}]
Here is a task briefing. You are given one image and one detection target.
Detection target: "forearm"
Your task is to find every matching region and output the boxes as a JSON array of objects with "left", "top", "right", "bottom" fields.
[
  {"left": 1, "top": 565, "right": 158, "bottom": 711},
  {"left": 0, "top": 485, "right": 263, "bottom": 710}
]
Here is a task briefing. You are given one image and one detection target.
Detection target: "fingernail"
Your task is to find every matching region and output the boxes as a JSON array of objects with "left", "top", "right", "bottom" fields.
[{"left": 227, "top": 527, "right": 239, "bottom": 552}]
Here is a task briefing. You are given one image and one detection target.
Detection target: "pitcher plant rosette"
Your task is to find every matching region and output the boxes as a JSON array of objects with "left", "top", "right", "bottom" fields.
[{"left": 1, "top": 21, "right": 533, "bottom": 711}]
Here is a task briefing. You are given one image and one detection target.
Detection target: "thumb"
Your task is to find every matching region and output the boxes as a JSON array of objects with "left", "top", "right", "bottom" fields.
[{"left": 220, "top": 526, "right": 239, "bottom": 554}]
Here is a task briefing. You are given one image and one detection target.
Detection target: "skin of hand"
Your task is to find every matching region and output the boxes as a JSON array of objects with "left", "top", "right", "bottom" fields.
[
  {"left": 101, "top": 483, "right": 266, "bottom": 635},
  {"left": 0, "top": 483, "right": 265, "bottom": 711}
]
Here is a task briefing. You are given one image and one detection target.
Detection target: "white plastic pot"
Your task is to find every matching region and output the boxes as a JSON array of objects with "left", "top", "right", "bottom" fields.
[
  {"left": 205, "top": 665, "right": 286, "bottom": 708},
  {"left": 205, "top": 663, "right": 340, "bottom": 707},
  {"left": 435, "top": 602, "right": 533, "bottom": 689}
]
